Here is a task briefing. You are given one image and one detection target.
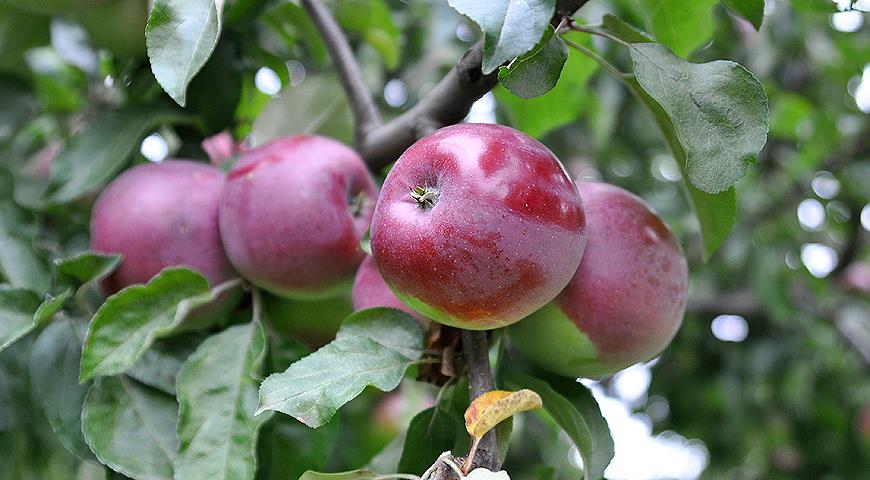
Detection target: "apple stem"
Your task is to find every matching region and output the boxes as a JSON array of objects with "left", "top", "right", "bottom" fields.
[
  {"left": 461, "top": 330, "right": 499, "bottom": 472},
  {"left": 410, "top": 185, "right": 440, "bottom": 210}
]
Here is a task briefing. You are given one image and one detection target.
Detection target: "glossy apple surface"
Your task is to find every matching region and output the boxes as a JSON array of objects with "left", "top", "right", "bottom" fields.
[
  {"left": 352, "top": 256, "right": 427, "bottom": 324},
  {"left": 370, "top": 123, "right": 586, "bottom": 330},
  {"left": 219, "top": 135, "right": 377, "bottom": 299},
  {"left": 509, "top": 181, "right": 689, "bottom": 377},
  {"left": 91, "top": 160, "right": 236, "bottom": 292}
]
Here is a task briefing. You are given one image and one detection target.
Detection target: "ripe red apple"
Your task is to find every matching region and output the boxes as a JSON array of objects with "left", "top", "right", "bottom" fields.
[
  {"left": 509, "top": 181, "right": 689, "bottom": 378},
  {"left": 219, "top": 135, "right": 378, "bottom": 299},
  {"left": 91, "top": 160, "right": 236, "bottom": 292},
  {"left": 370, "top": 123, "right": 586, "bottom": 330},
  {"left": 352, "top": 256, "right": 427, "bottom": 324}
]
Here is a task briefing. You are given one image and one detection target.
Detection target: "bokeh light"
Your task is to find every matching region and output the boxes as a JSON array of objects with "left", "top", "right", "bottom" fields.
[
  {"left": 254, "top": 67, "right": 282, "bottom": 96},
  {"left": 711, "top": 314, "right": 749, "bottom": 342},
  {"left": 140, "top": 133, "right": 168, "bottom": 163},
  {"left": 800, "top": 243, "right": 839, "bottom": 278}
]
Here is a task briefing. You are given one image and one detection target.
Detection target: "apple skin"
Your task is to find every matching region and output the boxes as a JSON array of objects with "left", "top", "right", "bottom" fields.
[
  {"left": 91, "top": 160, "right": 237, "bottom": 293},
  {"left": 74, "top": 0, "right": 147, "bottom": 58},
  {"left": 352, "top": 256, "right": 427, "bottom": 325},
  {"left": 0, "top": 0, "right": 109, "bottom": 15},
  {"left": 509, "top": 181, "right": 689, "bottom": 378},
  {"left": 370, "top": 123, "right": 586, "bottom": 330},
  {"left": 219, "top": 135, "right": 378, "bottom": 299}
]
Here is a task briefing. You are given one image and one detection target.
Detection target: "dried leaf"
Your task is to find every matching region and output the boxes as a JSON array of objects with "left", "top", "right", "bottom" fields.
[{"left": 464, "top": 389, "right": 542, "bottom": 440}]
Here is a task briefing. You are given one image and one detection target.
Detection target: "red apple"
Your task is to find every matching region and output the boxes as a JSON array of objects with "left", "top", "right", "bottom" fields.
[
  {"left": 352, "top": 255, "right": 427, "bottom": 324},
  {"left": 219, "top": 135, "right": 378, "bottom": 299},
  {"left": 841, "top": 262, "right": 870, "bottom": 295},
  {"left": 370, "top": 124, "right": 586, "bottom": 330},
  {"left": 509, "top": 181, "right": 689, "bottom": 377},
  {"left": 91, "top": 160, "right": 236, "bottom": 292}
]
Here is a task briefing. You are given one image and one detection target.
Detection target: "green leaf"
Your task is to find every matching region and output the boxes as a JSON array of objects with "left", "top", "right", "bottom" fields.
[
  {"left": 146, "top": 0, "right": 224, "bottom": 106},
  {"left": 56, "top": 251, "right": 122, "bottom": 285},
  {"left": 34, "top": 290, "right": 71, "bottom": 324},
  {"left": 127, "top": 334, "right": 203, "bottom": 395},
  {"left": 0, "top": 201, "right": 51, "bottom": 293},
  {"left": 640, "top": 0, "right": 718, "bottom": 57},
  {"left": 174, "top": 322, "right": 267, "bottom": 480},
  {"left": 299, "top": 472, "right": 377, "bottom": 480},
  {"left": 498, "top": 26, "right": 568, "bottom": 99},
  {"left": 448, "top": 0, "right": 556, "bottom": 74},
  {"left": 256, "top": 308, "right": 424, "bottom": 428},
  {"left": 79, "top": 267, "right": 214, "bottom": 382},
  {"left": 256, "top": 416, "right": 339, "bottom": 480},
  {"left": 721, "top": 0, "right": 765, "bottom": 30},
  {"left": 496, "top": 30, "right": 598, "bottom": 138},
  {"left": 49, "top": 108, "right": 189, "bottom": 203},
  {"left": 506, "top": 373, "right": 613, "bottom": 480},
  {"left": 397, "top": 406, "right": 460, "bottom": 475},
  {"left": 251, "top": 74, "right": 353, "bottom": 146},
  {"left": 336, "top": 0, "right": 401, "bottom": 69},
  {"left": 0, "top": 6, "right": 50, "bottom": 78},
  {"left": 600, "top": 14, "right": 654, "bottom": 43},
  {"left": 629, "top": 43, "right": 768, "bottom": 194},
  {"left": 28, "top": 318, "right": 95, "bottom": 461},
  {"left": 0, "top": 286, "right": 45, "bottom": 352},
  {"left": 82, "top": 376, "right": 179, "bottom": 480}
]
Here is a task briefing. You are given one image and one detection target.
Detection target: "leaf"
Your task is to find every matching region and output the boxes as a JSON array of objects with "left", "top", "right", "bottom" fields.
[
  {"left": 629, "top": 43, "right": 768, "bottom": 194},
  {"left": 498, "top": 26, "right": 568, "bottom": 99},
  {"left": 506, "top": 374, "right": 613, "bottom": 480},
  {"left": 639, "top": 0, "right": 718, "bottom": 57},
  {"left": 28, "top": 318, "right": 95, "bottom": 461},
  {"left": 256, "top": 308, "right": 424, "bottom": 428},
  {"left": 146, "top": 0, "right": 225, "bottom": 106},
  {"left": 49, "top": 108, "right": 190, "bottom": 203},
  {"left": 0, "top": 232, "right": 51, "bottom": 293},
  {"left": 299, "top": 472, "right": 377, "bottom": 480},
  {"left": 82, "top": 376, "right": 179, "bottom": 480},
  {"left": 256, "top": 416, "right": 339, "bottom": 480},
  {"left": 34, "top": 290, "right": 71, "bottom": 324},
  {"left": 600, "top": 14, "right": 654, "bottom": 43},
  {"left": 0, "top": 286, "right": 45, "bottom": 352},
  {"left": 127, "top": 334, "right": 203, "bottom": 395},
  {"left": 251, "top": 74, "right": 353, "bottom": 146},
  {"left": 448, "top": 0, "right": 556, "bottom": 74},
  {"left": 79, "top": 267, "right": 214, "bottom": 382},
  {"left": 398, "top": 407, "right": 460, "bottom": 475},
  {"left": 56, "top": 251, "right": 122, "bottom": 285},
  {"left": 465, "top": 389, "right": 542, "bottom": 441},
  {"left": 336, "top": 0, "right": 401, "bottom": 69},
  {"left": 174, "top": 322, "right": 267, "bottom": 480},
  {"left": 722, "top": 0, "right": 765, "bottom": 30}
]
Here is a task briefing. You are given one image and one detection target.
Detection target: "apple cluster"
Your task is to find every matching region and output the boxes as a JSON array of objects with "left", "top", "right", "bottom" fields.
[{"left": 91, "top": 123, "right": 688, "bottom": 378}]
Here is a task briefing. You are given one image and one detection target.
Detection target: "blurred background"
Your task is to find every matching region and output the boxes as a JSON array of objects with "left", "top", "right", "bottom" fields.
[{"left": 0, "top": 0, "right": 868, "bottom": 479}]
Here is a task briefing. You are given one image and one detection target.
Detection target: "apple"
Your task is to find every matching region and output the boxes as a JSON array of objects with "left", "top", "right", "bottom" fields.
[
  {"left": 352, "top": 256, "right": 427, "bottom": 325},
  {"left": 219, "top": 135, "right": 378, "bottom": 299},
  {"left": 370, "top": 123, "right": 586, "bottom": 330},
  {"left": 841, "top": 262, "right": 870, "bottom": 295},
  {"left": 509, "top": 181, "right": 688, "bottom": 378},
  {"left": 91, "top": 160, "right": 236, "bottom": 292},
  {"left": 0, "top": 0, "right": 109, "bottom": 15},
  {"left": 74, "top": 0, "right": 147, "bottom": 58}
]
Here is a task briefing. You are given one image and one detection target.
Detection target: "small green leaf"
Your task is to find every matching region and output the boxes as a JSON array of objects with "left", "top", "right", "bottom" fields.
[
  {"left": 56, "top": 251, "right": 122, "bottom": 285},
  {"left": 174, "top": 322, "right": 267, "bottom": 480},
  {"left": 34, "top": 290, "right": 71, "bottom": 324},
  {"left": 256, "top": 308, "right": 424, "bottom": 428},
  {"left": 600, "top": 14, "right": 654, "bottom": 43},
  {"left": 722, "top": 0, "right": 765, "bottom": 30},
  {"left": 0, "top": 232, "right": 51, "bottom": 294},
  {"left": 82, "top": 376, "right": 179, "bottom": 480},
  {"left": 299, "top": 471, "right": 377, "bottom": 480},
  {"left": 640, "top": 0, "right": 718, "bottom": 57},
  {"left": 146, "top": 0, "right": 224, "bottom": 106},
  {"left": 49, "top": 109, "right": 190, "bottom": 203},
  {"left": 0, "top": 286, "right": 46, "bottom": 352},
  {"left": 79, "top": 267, "right": 214, "bottom": 382},
  {"left": 630, "top": 43, "right": 768, "bottom": 194},
  {"left": 398, "top": 406, "right": 461, "bottom": 475},
  {"left": 448, "top": 0, "right": 556, "bottom": 74},
  {"left": 506, "top": 373, "right": 613, "bottom": 480},
  {"left": 126, "top": 334, "right": 203, "bottom": 395},
  {"left": 498, "top": 26, "right": 569, "bottom": 99},
  {"left": 336, "top": 0, "right": 401, "bottom": 69},
  {"left": 28, "top": 318, "right": 95, "bottom": 461}
]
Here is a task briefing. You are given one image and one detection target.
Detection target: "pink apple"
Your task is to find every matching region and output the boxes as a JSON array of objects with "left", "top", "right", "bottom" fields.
[
  {"left": 91, "top": 160, "right": 236, "bottom": 293},
  {"left": 352, "top": 255, "right": 427, "bottom": 324},
  {"left": 509, "top": 181, "right": 689, "bottom": 377},
  {"left": 219, "top": 135, "right": 378, "bottom": 299},
  {"left": 370, "top": 124, "right": 586, "bottom": 330}
]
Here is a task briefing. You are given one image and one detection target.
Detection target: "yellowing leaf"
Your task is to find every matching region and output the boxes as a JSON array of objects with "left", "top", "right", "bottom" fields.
[{"left": 464, "top": 389, "right": 542, "bottom": 440}]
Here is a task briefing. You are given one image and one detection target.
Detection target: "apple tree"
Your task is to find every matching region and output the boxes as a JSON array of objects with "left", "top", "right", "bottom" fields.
[{"left": 1, "top": 0, "right": 869, "bottom": 479}]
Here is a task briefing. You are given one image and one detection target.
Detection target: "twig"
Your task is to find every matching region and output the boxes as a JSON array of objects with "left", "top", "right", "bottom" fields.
[
  {"left": 300, "top": 0, "right": 381, "bottom": 145},
  {"left": 461, "top": 330, "right": 498, "bottom": 472}
]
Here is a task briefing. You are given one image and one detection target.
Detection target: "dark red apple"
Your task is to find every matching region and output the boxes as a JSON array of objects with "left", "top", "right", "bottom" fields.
[
  {"left": 352, "top": 256, "right": 427, "bottom": 324},
  {"left": 370, "top": 123, "right": 586, "bottom": 330},
  {"left": 509, "top": 181, "right": 688, "bottom": 377},
  {"left": 219, "top": 135, "right": 378, "bottom": 299},
  {"left": 91, "top": 160, "right": 236, "bottom": 292}
]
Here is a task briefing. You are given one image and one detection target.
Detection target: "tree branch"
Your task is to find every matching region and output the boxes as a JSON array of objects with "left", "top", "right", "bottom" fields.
[
  {"left": 300, "top": 0, "right": 381, "bottom": 145},
  {"left": 461, "top": 330, "right": 499, "bottom": 471}
]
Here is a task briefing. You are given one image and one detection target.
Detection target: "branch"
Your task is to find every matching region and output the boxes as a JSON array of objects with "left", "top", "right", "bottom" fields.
[
  {"left": 461, "top": 330, "right": 499, "bottom": 471},
  {"left": 300, "top": 0, "right": 381, "bottom": 144}
]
